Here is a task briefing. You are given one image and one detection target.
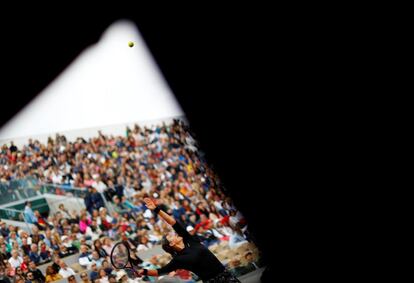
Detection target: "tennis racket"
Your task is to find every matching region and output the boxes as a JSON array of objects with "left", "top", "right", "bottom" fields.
[{"left": 110, "top": 241, "right": 142, "bottom": 277}]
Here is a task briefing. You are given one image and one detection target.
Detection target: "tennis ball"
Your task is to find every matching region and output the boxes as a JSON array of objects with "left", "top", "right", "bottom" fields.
[{"left": 128, "top": 41, "right": 134, "bottom": 47}]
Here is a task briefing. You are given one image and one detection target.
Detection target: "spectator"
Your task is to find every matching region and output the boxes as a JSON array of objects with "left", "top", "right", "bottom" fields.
[
  {"left": 58, "top": 245, "right": 71, "bottom": 258},
  {"left": 4, "top": 262, "right": 14, "bottom": 278},
  {"left": 26, "top": 271, "right": 39, "bottom": 283},
  {"left": 93, "top": 176, "right": 107, "bottom": 194},
  {"left": 8, "top": 249, "right": 22, "bottom": 269},
  {"left": 42, "top": 230, "right": 52, "bottom": 249},
  {"left": 111, "top": 196, "right": 127, "bottom": 215},
  {"left": 14, "top": 267, "right": 25, "bottom": 281},
  {"left": 101, "top": 260, "right": 112, "bottom": 276},
  {"left": 84, "top": 220, "right": 101, "bottom": 241},
  {"left": 136, "top": 235, "right": 152, "bottom": 252},
  {"left": 51, "top": 255, "right": 61, "bottom": 274},
  {"left": 0, "top": 244, "right": 10, "bottom": 260},
  {"left": 228, "top": 226, "right": 248, "bottom": 249},
  {"left": 90, "top": 251, "right": 103, "bottom": 267},
  {"left": 7, "top": 232, "right": 21, "bottom": 248},
  {"left": 79, "top": 272, "right": 90, "bottom": 283},
  {"left": 0, "top": 267, "right": 11, "bottom": 283},
  {"left": 212, "top": 221, "right": 232, "bottom": 241},
  {"left": 10, "top": 241, "right": 20, "bottom": 255},
  {"left": 67, "top": 275, "right": 77, "bottom": 283},
  {"left": 45, "top": 266, "right": 62, "bottom": 283},
  {"left": 39, "top": 242, "right": 51, "bottom": 262},
  {"left": 92, "top": 240, "right": 107, "bottom": 259},
  {"left": 34, "top": 211, "right": 49, "bottom": 231},
  {"left": 115, "top": 270, "right": 130, "bottom": 283},
  {"left": 107, "top": 274, "right": 116, "bottom": 283},
  {"left": 78, "top": 245, "right": 92, "bottom": 268},
  {"left": 30, "top": 227, "right": 44, "bottom": 246},
  {"left": 78, "top": 214, "right": 91, "bottom": 235},
  {"left": 101, "top": 239, "right": 113, "bottom": 256},
  {"left": 84, "top": 187, "right": 94, "bottom": 214},
  {"left": 57, "top": 260, "right": 75, "bottom": 278},
  {"left": 91, "top": 188, "right": 105, "bottom": 212},
  {"left": 97, "top": 269, "right": 108, "bottom": 283},
  {"left": 0, "top": 223, "right": 9, "bottom": 238},
  {"left": 98, "top": 209, "right": 112, "bottom": 232},
  {"left": 28, "top": 261, "right": 45, "bottom": 283},
  {"left": 21, "top": 238, "right": 32, "bottom": 256},
  {"left": 194, "top": 214, "right": 213, "bottom": 232},
  {"left": 28, "top": 244, "right": 41, "bottom": 264},
  {"left": 49, "top": 239, "right": 59, "bottom": 252},
  {"left": 89, "top": 263, "right": 99, "bottom": 282},
  {"left": 23, "top": 202, "right": 38, "bottom": 224},
  {"left": 58, "top": 204, "right": 71, "bottom": 220},
  {"left": 20, "top": 255, "right": 30, "bottom": 273},
  {"left": 9, "top": 142, "right": 17, "bottom": 153}
]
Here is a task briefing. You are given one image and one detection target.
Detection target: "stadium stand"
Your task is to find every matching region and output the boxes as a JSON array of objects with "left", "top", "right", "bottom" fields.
[{"left": 0, "top": 119, "right": 263, "bottom": 282}]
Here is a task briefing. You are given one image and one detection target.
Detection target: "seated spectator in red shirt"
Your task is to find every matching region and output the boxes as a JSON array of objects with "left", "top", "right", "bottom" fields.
[
  {"left": 34, "top": 211, "right": 48, "bottom": 231},
  {"left": 194, "top": 214, "right": 213, "bottom": 232},
  {"left": 19, "top": 255, "right": 30, "bottom": 273}
]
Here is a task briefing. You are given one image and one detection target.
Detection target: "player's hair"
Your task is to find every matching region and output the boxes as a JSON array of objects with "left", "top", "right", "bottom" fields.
[{"left": 161, "top": 236, "right": 178, "bottom": 257}]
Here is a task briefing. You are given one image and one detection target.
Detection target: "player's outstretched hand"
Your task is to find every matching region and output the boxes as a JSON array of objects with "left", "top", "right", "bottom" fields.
[{"left": 144, "top": 198, "right": 156, "bottom": 210}]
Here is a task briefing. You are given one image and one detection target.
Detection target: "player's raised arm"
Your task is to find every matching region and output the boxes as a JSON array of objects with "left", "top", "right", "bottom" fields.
[{"left": 144, "top": 198, "right": 176, "bottom": 226}]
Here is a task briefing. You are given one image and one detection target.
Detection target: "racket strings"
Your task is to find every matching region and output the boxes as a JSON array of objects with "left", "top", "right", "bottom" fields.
[{"left": 111, "top": 243, "right": 130, "bottom": 269}]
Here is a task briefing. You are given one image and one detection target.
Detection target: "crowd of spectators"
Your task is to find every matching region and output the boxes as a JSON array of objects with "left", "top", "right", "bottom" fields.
[{"left": 0, "top": 119, "right": 260, "bottom": 282}]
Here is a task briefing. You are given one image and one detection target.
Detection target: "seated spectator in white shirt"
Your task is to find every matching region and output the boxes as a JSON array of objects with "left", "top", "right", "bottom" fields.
[
  {"left": 8, "top": 249, "right": 23, "bottom": 269},
  {"left": 93, "top": 176, "right": 107, "bottom": 193},
  {"left": 228, "top": 227, "right": 248, "bottom": 248},
  {"left": 78, "top": 245, "right": 93, "bottom": 268},
  {"left": 97, "top": 268, "right": 109, "bottom": 283},
  {"left": 91, "top": 251, "right": 103, "bottom": 267},
  {"left": 58, "top": 259, "right": 76, "bottom": 278}
]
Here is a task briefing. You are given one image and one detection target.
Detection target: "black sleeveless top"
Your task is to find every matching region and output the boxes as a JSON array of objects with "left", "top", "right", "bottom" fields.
[{"left": 158, "top": 222, "right": 225, "bottom": 281}]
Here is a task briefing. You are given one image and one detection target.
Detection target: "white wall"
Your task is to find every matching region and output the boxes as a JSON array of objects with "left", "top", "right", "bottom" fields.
[{"left": 0, "top": 20, "right": 184, "bottom": 147}]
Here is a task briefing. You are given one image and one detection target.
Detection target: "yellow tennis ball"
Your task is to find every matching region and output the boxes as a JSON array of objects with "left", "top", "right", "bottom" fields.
[{"left": 128, "top": 41, "right": 134, "bottom": 47}]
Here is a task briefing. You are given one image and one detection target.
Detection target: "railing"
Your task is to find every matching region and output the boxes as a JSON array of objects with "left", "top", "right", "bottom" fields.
[
  {"left": 0, "top": 178, "right": 86, "bottom": 203},
  {"left": 0, "top": 177, "right": 40, "bottom": 205},
  {"left": 0, "top": 178, "right": 112, "bottom": 215},
  {"left": 0, "top": 207, "right": 33, "bottom": 231},
  {"left": 0, "top": 207, "right": 24, "bottom": 221}
]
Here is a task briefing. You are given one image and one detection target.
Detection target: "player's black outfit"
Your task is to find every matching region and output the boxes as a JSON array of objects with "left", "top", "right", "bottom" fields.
[{"left": 154, "top": 221, "right": 240, "bottom": 282}]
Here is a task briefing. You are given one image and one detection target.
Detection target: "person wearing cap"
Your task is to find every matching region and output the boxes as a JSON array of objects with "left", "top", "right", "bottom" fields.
[
  {"left": 185, "top": 226, "right": 195, "bottom": 235},
  {"left": 89, "top": 262, "right": 99, "bottom": 282},
  {"left": 115, "top": 270, "right": 136, "bottom": 283},
  {"left": 136, "top": 198, "right": 240, "bottom": 283}
]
